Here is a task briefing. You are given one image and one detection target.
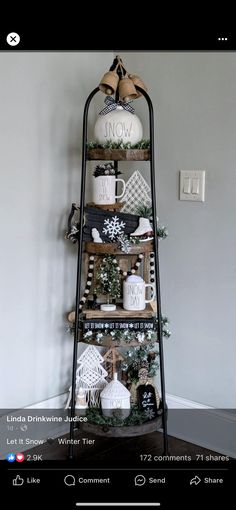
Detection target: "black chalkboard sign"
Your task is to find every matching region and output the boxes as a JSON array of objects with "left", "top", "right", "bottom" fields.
[{"left": 137, "top": 384, "right": 158, "bottom": 420}]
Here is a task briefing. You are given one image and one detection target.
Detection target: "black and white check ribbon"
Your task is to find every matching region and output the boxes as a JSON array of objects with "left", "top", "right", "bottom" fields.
[{"left": 99, "top": 96, "right": 135, "bottom": 115}]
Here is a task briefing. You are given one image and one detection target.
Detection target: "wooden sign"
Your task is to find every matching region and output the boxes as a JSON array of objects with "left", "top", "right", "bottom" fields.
[
  {"left": 103, "top": 347, "right": 124, "bottom": 379},
  {"left": 137, "top": 384, "right": 158, "bottom": 420},
  {"left": 83, "top": 207, "right": 139, "bottom": 242}
]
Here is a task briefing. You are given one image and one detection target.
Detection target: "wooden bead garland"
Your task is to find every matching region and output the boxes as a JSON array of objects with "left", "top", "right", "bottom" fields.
[
  {"left": 150, "top": 252, "right": 155, "bottom": 296},
  {"left": 79, "top": 253, "right": 145, "bottom": 310},
  {"left": 112, "top": 254, "right": 144, "bottom": 276},
  {"left": 79, "top": 255, "right": 95, "bottom": 310}
]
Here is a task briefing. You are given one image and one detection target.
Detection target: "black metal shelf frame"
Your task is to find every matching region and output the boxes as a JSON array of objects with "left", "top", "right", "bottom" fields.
[{"left": 68, "top": 84, "right": 168, "bottom": 458}]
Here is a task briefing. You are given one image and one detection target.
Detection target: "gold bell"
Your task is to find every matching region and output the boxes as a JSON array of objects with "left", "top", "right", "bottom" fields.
[
  {"left": 99, "top": 70, "right": 119, "bottom": 95},
  {"left": 128, "top": 74, "right": 148, "bottom": 98},
  {"left": 118, "top": 75, "right": 139, "bottom": 102}
]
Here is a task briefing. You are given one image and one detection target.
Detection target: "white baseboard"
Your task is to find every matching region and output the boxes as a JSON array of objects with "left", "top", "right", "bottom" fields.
[
  {"left": 26, "top": 392, "right": 68, "bottom": 409},
  {"left": 166, "top": 393, "right": 210, "bottom": 410},
  {"left": 166, "top": 393, "right": 236, "bottom": 458}
]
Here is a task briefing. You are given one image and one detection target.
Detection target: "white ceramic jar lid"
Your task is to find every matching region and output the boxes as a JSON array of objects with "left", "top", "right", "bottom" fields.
[{"left": 125, "top": 275, "right": 143, "bottom": 283}]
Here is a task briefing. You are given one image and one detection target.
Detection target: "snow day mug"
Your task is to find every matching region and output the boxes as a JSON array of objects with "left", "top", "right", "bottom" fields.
[
  {"left": 92, "top": 175, "right": 126, "bottom": 205},
  {"left": 123, "top": 275, "right": 154, "bottom": 311}
]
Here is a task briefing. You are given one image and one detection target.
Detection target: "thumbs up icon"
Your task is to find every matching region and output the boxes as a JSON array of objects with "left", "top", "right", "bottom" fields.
[{"left": 12, "top": 475, "right": 24, "bottom": 486}]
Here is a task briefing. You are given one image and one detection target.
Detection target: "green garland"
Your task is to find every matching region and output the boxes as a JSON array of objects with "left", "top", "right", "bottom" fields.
[
  {"left": 156, "top": 226, "right": 168, "bottom": 239},
  {"left": 87, "top": 139, "right": 150, "bottom": 150},
  {"left": 68, "top": 316, "right": 171, "bottom": 344},
  {"left": 86, "top": 406, "right": 152, "bottom": 427},
  {"left": 83, "top": 328, "right": 156, "bottom": 345},
  {"left": 122, "top": 342, "right": 159, "bottom": 382}
]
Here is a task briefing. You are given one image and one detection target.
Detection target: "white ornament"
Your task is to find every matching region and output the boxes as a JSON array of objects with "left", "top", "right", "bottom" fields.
[
  {"left": 92, "top": 227, "right": 103, "bottom": 243},
  {"left": 102, "top": 215, "right": 126, "bottom": 241},
  {"left": 94, "top": 106, "right": 143, "bottom": 145}
]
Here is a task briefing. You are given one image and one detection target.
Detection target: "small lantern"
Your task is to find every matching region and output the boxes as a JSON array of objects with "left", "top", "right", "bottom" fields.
[{"left": 100, "top": 373, "right": 131, "bottom": 419}]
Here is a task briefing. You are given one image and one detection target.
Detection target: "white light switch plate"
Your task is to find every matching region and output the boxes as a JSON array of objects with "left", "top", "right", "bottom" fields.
[{"left": 180, "top": 170, "right": 205, "bottom": 201}]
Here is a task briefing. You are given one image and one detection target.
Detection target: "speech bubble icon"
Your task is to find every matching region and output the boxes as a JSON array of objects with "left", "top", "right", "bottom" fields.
[
  {"left": 134, "top": 474, "right": 146, "bottom": 486},
  {"left": 64, "top": 475, "right": 76, "bottom": 486}
]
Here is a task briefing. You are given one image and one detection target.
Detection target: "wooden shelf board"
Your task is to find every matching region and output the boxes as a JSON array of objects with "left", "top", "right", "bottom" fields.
[
  {"left": 86, "top": 202, "right": 124, "bottom": 211},
  {"left": 87, "top": 148, "right": 150, "bottom": 161},
  {"left": 84, "top": 240, "right": 153, "bottom": 255},
  {"left": 84, "top": 304, "right": 154, "bottom": 319},
  {"left": 80, "top": 413, "right": 163, "bottom": 438}
]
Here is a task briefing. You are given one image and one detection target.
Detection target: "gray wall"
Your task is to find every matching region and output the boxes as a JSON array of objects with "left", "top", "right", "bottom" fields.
[
  {"left": 1, "top": 51, "right": 235, "bottom": 410},
  {"left": 121, "top": 52, "right": 236, "bottom": 408},
  {"left": 0, "top": 52, "right": 113, "bottom": 407}
]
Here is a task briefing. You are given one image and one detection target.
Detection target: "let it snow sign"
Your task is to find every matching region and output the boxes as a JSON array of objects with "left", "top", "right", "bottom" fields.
[{"left": 137, "top": 384, "right": 158, "bottom": 420}]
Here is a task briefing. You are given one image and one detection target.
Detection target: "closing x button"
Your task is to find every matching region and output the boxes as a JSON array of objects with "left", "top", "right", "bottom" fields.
[{"left": 6, "top": 32, "right": 20, "bottom": 46}]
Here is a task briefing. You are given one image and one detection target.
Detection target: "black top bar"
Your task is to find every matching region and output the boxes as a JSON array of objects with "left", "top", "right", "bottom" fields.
[{"left": 0, "top": 28, "right": 235, "bottom": 51}]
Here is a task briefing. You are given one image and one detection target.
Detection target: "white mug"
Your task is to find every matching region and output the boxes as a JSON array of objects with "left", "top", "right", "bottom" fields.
[
  {"left": 123, "top": 275, "right": 154, "bottom": 311},
  {"left": 92, "top": 175, "right": 126, "bottom": 205}
]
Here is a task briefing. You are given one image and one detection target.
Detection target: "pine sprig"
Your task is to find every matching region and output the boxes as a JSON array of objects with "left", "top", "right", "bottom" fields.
[
  {"left": 156, "top": 226, "right": 168, "bottom": 239},
  {"left": 93, "top": 162, "right": 121, "bottom": 178},
  {"left": 95, "top": 255, "right": 121, "bottom": 300},
  {"left": 136, "top": 204, "right": 153, "bottom": 219},
  {"left": 87, "top": 139, "right": 150, "bottom": 150}
]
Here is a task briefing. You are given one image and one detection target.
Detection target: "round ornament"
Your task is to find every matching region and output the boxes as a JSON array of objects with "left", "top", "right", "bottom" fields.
[{"left": 94, "top": 106, "right": 143, "bottom": 145}]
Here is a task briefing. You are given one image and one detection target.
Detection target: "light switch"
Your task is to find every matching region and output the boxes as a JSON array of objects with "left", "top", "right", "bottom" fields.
[
  {"left": 180, "top": 171, "right": 205, "bottom": 201},
  {"left": 183, "top": 177, "right": 191, "bottom": 193},
  {"left": 192, "top": 178, "right": 199, "bottom": 194}
]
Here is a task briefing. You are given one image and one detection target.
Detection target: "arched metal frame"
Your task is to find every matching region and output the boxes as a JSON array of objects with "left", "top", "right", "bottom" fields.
[{"left": 68, "top": 85, "right": 168, "bottom": 459}]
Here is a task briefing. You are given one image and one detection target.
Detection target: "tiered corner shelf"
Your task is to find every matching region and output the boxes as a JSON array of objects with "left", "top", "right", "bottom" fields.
[{"left": 68, "top": 78, "right": 168, "bottom": 458}]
